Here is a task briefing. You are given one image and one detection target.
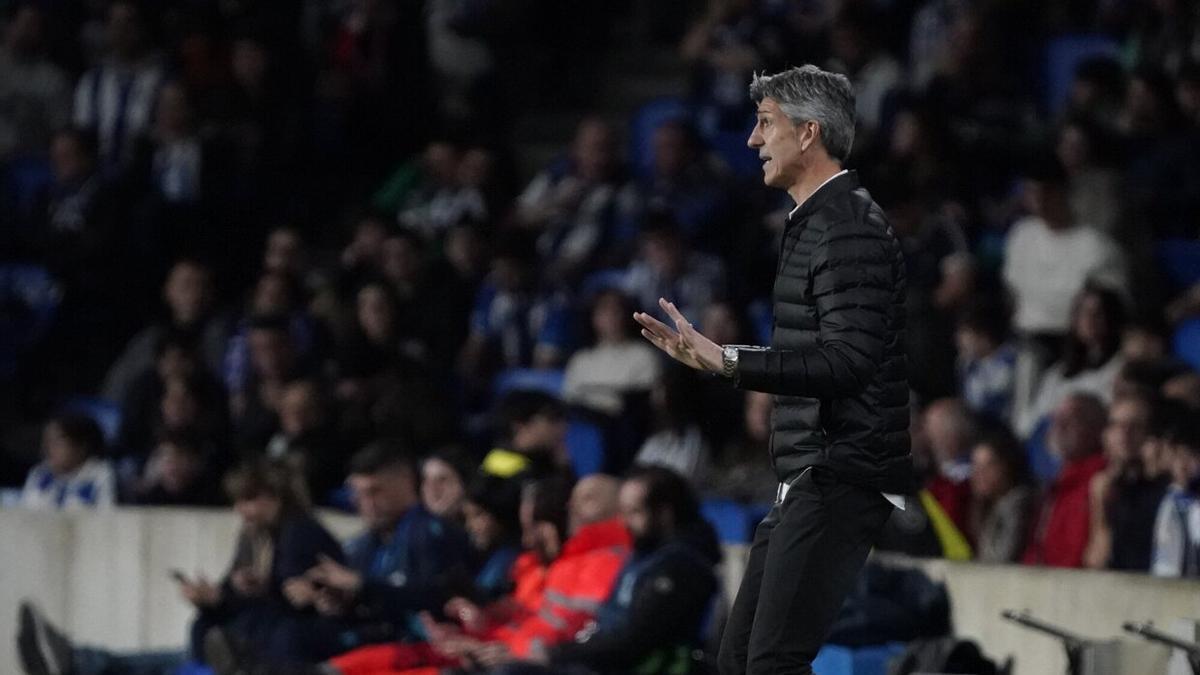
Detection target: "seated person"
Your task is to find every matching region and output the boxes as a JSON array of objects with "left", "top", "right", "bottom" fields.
[
  {"left": 956, "top": 297, "right": 1018, "bottom": 425},
  {"left": 263, "top": 378, "right": 342, "bottom": 502},
  {"left": 191, "top": 461, "right": 345, "bottom": 666},
  {"left": 287, "top": 443, "right": 473, "bottom": 653},
  {"left": 1151, "top": 412, "right": 1200, "bottom": 577},
  {"left": 967, "top": 426, "right": 1037, "bottom": 563},
  {"left": 482, "top": 392, "right": 572, "bottom": 482},
  {"left": 460, "top": 474, "right": 525, "bottom": 603},
  {"left": 21, "top": 414, "right": 115, "bottom": 510},
  {"left": 1023, "top": 394, "right": 1109, "bottom": 568},
  {"left": 562, "top": 289, "right": 660, "bottom": 419},
  {"left": 127, "top": 431, "right": 224, "bottom": 507},
  {"left": 478, "top": 466, "right": 721, "bottom": 675},
  {"left": 421, "top": 447, "right": 473, "bottom": 523},
  {"left": 314, "top": 475, "right": 630, "bottom": 675}
]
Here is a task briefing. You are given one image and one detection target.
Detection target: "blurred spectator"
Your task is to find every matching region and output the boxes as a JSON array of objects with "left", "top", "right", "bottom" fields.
[
  {"left": 921, "top": 398, "right": 975, "bottom": 533},
  {"left": 483, "top": 392, "right": 571, "bottom": 481},
  {"left": 1163, "top": 370, "right": 1200, "bottom": 409},
  {"left": 231, "top": 315, "right": 304, "bottom": 452},
  {"left": 295, "top": 444, "right": 471, "bottom": 654},
  {"left": 701, "top": 389, "right": 777, "bottom": 503},
  {"left": 372, "top": 141, "right": 461, "bottom": 236},
  {"left": 1003, "top": 157, "right": 1126, "bottom": 352},
  {"left": 967, "top": 426, "right": 1036, "bottom": 563},
  {"left": 20, "top": 413, "right": 115, "bottom": 510},
  {"left": 1018, "top": 284, "right": 1126, "bottom": 437},
  {"left": 826, "top": 3, "right": 903, "bottom": 145},
  {"left": 129, "top": 431, "right": 223, "bottom": 507},
  {"left": 1056, "top": 116, "right": 1122, "bottom": 236},
  {"left": 516, "top": 117, "right": 631, "bottom": 284},
  {"left": 421, "top": 447, "right": 472, "bottom": 522},
  {"left": 956, "top": 296, "right": 1018, "bottom": 424},
  {"left": 563, "top": 289, "right": 660, "bottom": 418},
  {"left": 908, "top": 0, "right": 970, "bottom": 91},
  {"left": 487, "top": 467, "right": 720, "bottom": 674},
  {"left": 223, "top": 270, "right": 325, "bottom": 402},
  {"left": 1064, "top": 57, "right": 1126, "bottom": 132},
  {"left": 1150, "top": 412, "right": 1200, "bottom": 577},
  {"left": 680, "top": 0, "right": 786, "bottom": 133},
  {"left": 634, "top": 366, "right": 712, "bottom": 486},
  {"left": 117, "top": 330, "right": 226, "bottom": 461},
  {"left": 1179, "top": 63, "right": 1200, "bottom": 128},
  {"left": 261, "top": 227, "right": 308, "bottom": 280},
  {"left": 460, "top": 474, "right": 524, "bottom": 603},
  {"left": 72, "top": 0, "right": 166, "bottom": 171},
  {"left": 1023, "top": 393, "right": 1108, "bottom": 567},
  {"left": 625, "top": 217, "right": 726, "bottom": 323},
  {"left": 333, "top": 281, "right": 417, "bottom": 408},
  {"left": 103, "top": 259, "right": 229, "bottom": 404},
  {"left": 624, "top": 120, "right": 731, "bottom": 249},
  {"left": 461, "top": 233, "right": 572, "bottom": 376},
  {"left": 1085, "top": 392, "right": 1164, "bottom": 571},
  {"left": 0, "top": 2, "right": 70, "bottom": 160},
  {"left": 189, "top": 460, "right": 345, "bottom": 666},
  {"left": 263, "top": 379, "right": 341, "bottom": 502}
]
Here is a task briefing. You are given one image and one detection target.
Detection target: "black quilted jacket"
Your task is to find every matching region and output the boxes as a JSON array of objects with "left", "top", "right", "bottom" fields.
[{"left": 734, "top": 171, "right": 914, "bottom": 493}]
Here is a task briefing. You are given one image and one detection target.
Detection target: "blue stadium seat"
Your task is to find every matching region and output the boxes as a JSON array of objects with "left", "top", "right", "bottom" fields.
[
  {"left": 1173, "top": 317, "right": 1200, "bottom": 371},
  {"left": 1043, "top": 34, "right": 1119, "bottom": 115},
  {"left": 61, "top": 396, "right": 122, "bottom": 446},
  {"left": 1157, "top": 239, "right": 1200, "bottom": 290},
  {"left": 566, "top": 418, "right": 606, "bottom": 476},
  {"left": 2, "top": 155, "right": 54, "bottom": 222},
  {"left": 628, "top": 97, "right": 693, "bottom": 180},
  {"left": 812, "top": 642, "right": 908, "bottom": 675},
  {"left": 1026, "top": 415, "right": 1060, "bottom": 484},
  {"left": 492, "top": 368, "right": 566, "bottom": 400},
  {"left": 701, "top": 499, "right": 770, "bottom": 544},
  {"left": 0, "top": 263, "right": 61, "bottom": 378},
  {"left": 172, "top": 662, "right": 215, "bottom": 675},
  {"left": 580, "top": 268, "right": 630, "bottom": 299}
]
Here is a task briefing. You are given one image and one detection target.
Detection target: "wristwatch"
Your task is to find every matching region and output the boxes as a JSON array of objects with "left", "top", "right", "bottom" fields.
[{"left": 721, "top": 345, "right": 739, "bottom": 378}]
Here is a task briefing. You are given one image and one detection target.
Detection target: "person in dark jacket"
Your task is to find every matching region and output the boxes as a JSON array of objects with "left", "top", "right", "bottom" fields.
[
  {"left": 635, "top": 65, "right": 912, "bottom": 675},
  {"left": 295, "top": 442, "right": 472, "bottom": 649},
  {"left": 476, "top": 465, "right": 720, "bottom": 675}
]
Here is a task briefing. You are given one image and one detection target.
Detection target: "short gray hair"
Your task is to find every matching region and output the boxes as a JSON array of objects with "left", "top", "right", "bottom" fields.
[{"left": 749, "top": 65, "right": 856, "bottom": 163}]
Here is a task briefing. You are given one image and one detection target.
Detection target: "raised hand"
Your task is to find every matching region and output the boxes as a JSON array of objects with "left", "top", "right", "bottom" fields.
[{"left": 634, "top": 298, "right": 723, "bottom": 373}]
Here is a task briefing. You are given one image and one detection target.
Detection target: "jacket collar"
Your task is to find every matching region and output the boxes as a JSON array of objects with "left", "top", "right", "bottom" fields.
[
  {"left": 561, "top": 517, "right": 631, "bottom": 559},
  {"left": 787, "top": 170, "right": 859, "bottom": 226}
]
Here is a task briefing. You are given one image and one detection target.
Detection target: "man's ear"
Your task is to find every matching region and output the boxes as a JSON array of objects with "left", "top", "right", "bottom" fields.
[{"left": 797, "top": 121, "right": 820, "bottom": 154}]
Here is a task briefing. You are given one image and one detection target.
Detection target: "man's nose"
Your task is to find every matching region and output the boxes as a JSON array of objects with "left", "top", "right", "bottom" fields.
[{"left": 747, "top": 130, "right": 761, "bottom": 149}]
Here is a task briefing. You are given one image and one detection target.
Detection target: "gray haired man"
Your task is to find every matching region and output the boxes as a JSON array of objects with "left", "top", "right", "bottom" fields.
[{"left": 634, "top": 65, "right": 913, "bottom": 674}]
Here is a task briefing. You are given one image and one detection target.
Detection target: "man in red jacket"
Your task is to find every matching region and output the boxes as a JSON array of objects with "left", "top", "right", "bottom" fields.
[
  {"left": 320, "top": 474, "right": 630, "bottom": 675},
  {"left": 1024, "top": 393, "right": 1108, "bottom": 567}
]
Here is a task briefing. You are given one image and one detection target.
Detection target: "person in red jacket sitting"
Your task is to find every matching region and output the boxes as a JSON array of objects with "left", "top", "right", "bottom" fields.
[
  {"left": 315, "top": 474, "right": 631, "bottom": 675},
  {"left": 1023, "top": 393, "right": 1108, "bottom": 567}
]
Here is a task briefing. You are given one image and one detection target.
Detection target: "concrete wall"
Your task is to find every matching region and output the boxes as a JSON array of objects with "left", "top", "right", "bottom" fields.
[{"left": 2, "top": 508, "right": 1198, "bottom": 674}]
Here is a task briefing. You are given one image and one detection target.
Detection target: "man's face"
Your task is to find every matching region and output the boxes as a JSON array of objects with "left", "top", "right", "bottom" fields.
[
  {"left": 235, "top": 494, "right": 281, "bottom": 530},
  {"left": 1102, "top": 399, "right": 1149, "bottom": 469},
  {"left": 164, "top": 263, "right": 210, "bottom": 325},
  {"left": 248, "top": 329, "right": 292, "bottom": 379},
  {"left": 572, "top": 121, "right": 614, "bottom": 183},
  {"left": 350, "top": 469, "right": 415, "bottom": 533},
  {"left": 1050, "top": 398, "right": 1102, "bottom": 461},
  {"left": 43, "top": 423, "right": 85, "bottom": 474},
  {"left": 278, "top": 383, "right": 322, "bottom": 438},
  {"left": 106, "top": 2, "right": 141, "bottom": 58},
  {"left": 652, "top": 125, "right": 690, "bottom": 177},
  {"left": 6, "top": 6, "right": 43, "bottom": 55},
  {"left": 420, "top": 458, "right": 465, "bottom": 519},
  {"left": 568, "top": 476, "right": 617, "bottom": 535},
  {"left": 463, "top": 501, "right": 501, "bottom": 551},
  {"left": 747, "top": 97, "right": 806, "bottom": 190},
  {"left": 619, "top": 479, "right": 666, "bottom": 552},
  {"left": 512, "top": 413, "right": 566, "bottom": 453},
  {"left": 264, "top": 229, "right": 302, "bottom": 275}
]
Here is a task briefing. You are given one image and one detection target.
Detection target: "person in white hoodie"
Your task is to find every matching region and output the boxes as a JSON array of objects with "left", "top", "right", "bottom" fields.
[
  {"left": 1150, "top": 412, "right": 1200, "bottom": 577},
  {"left": 21, "top": 413, "right": 115, "bottom": 510}
]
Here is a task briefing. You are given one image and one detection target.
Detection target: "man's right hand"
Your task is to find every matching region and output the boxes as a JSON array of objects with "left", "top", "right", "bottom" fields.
[
  {"left": 283, "top": 577, "right": 317, "bottom": 609},
  {"left": 444, "top": 597, "right": 485, "bottom": 632},
  {"left": 179, "top": 575, "right": 221, "bottom": 608}
]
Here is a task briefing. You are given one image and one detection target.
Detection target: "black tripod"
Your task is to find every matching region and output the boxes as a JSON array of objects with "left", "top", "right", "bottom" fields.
[
  {"left": 1001, "top": 610, "right": 1088, "bottom": 675},
  {"left": 1123, "top": 621, "right": 1200, "bottom": 675}
]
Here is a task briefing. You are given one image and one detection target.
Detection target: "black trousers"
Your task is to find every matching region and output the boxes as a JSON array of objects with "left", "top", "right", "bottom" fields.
[{"left": 717, "top": 466, "right": 894, "bottom": 675}]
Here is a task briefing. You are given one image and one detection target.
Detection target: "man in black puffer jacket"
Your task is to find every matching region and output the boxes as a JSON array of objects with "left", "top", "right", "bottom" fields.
[{"left": 635, "top": 65, "right": 913, "bottom": 675}]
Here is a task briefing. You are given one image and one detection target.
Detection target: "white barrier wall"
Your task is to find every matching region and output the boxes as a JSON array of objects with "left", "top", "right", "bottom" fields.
[{"left": 1, "top": 508, "right": 1198, "bottom": 674}]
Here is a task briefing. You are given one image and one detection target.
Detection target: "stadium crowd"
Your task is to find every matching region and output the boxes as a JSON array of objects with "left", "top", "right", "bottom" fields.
[{"left": 4, "top": 0, "right": 1200, "bottom": 672}]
